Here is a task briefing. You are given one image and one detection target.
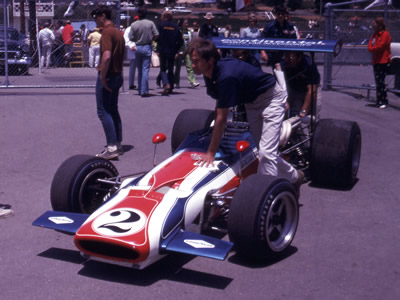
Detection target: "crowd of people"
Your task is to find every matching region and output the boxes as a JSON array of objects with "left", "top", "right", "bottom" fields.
[{"left": 38, "top": 19, "right": 102, "bottom": 69}]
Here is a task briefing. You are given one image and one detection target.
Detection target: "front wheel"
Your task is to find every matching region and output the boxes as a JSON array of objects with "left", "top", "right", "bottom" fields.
[
  {"left": 50, "top": 155, "right": 119, "bottom": 214},
  {"left": 228, "top": 174, "right": 299, "bottom": 258}
]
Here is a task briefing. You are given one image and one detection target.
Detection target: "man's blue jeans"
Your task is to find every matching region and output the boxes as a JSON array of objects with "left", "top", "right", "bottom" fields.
[
  {"left": 96, "top": 73, "right": 123, "bottom": 146},
  {"left": 135, "top": 44, "right": 152, "bottom": 95},
  {"left": 128, "top": 58, "right": 137, "bottom": 87}
]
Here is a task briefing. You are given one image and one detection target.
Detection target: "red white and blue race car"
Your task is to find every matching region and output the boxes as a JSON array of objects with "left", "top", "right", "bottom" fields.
[
  {"left": 33, "top": 107, "right": 361, "bottom": 269},
  {"left": 33, "top": 38, "right": 361, "bottom": 270}
]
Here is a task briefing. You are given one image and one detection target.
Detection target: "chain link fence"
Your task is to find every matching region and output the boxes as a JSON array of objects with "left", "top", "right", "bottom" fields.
[
  {"left": 1, "top": 0, "right": 126, "bottom": 88},
  {"left": 1, "top": 0, "right": 400, "bottom": 91},
  {"left": 321, "top": 0, "right": 400, "bottom": 93}
]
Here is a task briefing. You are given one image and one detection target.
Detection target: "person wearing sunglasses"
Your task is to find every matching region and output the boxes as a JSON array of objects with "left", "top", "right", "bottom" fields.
[{"left": 260, "top": 5, "right": 297, "bottom": 66}]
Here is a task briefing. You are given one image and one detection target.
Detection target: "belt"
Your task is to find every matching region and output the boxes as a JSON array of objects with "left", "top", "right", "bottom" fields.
[{"left": 136, "top": 43, "right": 152, "bottom": 46}]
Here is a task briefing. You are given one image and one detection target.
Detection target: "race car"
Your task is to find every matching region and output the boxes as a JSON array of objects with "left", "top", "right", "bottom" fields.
[
  {"left": 33, "top": 38, "right": 361, "bottom": 270},
  {"left": 33, "top": 107, "right": 361, "bottom": 269}
]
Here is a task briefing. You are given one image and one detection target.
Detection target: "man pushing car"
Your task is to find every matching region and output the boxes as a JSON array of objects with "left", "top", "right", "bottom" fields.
[{"left": 186, "top": 38, "right": 303, "bottom": 188}]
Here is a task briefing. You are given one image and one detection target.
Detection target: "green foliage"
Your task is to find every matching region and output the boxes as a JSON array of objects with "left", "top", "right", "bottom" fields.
[{"left": 288, "top": 0, "right": 303, "bottom": 10}]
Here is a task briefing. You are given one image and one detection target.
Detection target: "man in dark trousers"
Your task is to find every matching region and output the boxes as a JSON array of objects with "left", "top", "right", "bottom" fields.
[
  {"left": 62, "top": 20, "right": 74, "bottom": 65},
  {"left": 187, "top": 38, "right": 304, "bottom": 189},
  {"left": 157, "top": 10, "right": 183, "bottom": 95},
  {"left": 92, "top": 5, "right": 125, "bottom": 159},
  {"left": 281, "top": 51, "right": 321, "bottom": 119}
]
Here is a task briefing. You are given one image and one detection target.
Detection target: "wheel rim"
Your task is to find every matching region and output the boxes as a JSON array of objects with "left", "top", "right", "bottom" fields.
[
  {"left": 351, "top": 134, "right": 361, "bottom": 177},
  {"left": 265, "top": 191, "right": 298, "bottom": 252},
  {"left": 78, "top": 168, "right": 115, "bottom": 214}
]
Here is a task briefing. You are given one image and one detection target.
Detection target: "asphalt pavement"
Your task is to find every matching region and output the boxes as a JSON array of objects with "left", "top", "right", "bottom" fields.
[{"left": 1, "top": 65, "right": 399, "bottom": 300}]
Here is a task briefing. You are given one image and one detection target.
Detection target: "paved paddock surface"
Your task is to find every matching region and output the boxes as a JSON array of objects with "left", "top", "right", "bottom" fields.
[{"left": 1, "top": 66, "right": 399, "bottom": 300}]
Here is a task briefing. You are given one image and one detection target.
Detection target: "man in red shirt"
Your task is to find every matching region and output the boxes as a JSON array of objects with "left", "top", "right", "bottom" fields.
[
  {"left": 368, "top": 17, "right": 391, "bottom": 109},
  {"left": 62, "top": 20, "right": 74, "bottom": 65}
]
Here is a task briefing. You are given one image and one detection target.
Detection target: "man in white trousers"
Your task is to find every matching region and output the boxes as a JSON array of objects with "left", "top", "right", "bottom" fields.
[
  {"left": 187, "top": 38, "right": 304, "bottom": 189},
  {"left": 124, "top": 21, "right": 137, "bottom": 90},
  {"left": 38, "top": 22, "right": 55, "bottom": 69}
]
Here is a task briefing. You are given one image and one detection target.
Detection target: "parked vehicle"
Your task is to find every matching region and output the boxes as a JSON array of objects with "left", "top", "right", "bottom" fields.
[
  {"left": 0, "top": 27, "right": 31, "bottom": 75},
  {"left": 170, "top": 6, "right": 192, "bottom": 14}
]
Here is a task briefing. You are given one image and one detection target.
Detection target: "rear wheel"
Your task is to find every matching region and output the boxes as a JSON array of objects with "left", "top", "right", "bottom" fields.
[
  {"left": 171, "top": 109, "right": 215, "bottom": 153},
  {"left": 50, "top": 155, "right": 119, "bottom": 213},
  {"left": 310, "top": 119, "right": 361, "bottom": 188},
  {"left": 228, "top": 174, "right": 299, "bottom": 258}
]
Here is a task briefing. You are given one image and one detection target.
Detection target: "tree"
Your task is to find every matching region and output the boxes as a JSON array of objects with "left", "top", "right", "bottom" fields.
[{"left": 287, "top": 0, "right": 302, "bottom": 10}]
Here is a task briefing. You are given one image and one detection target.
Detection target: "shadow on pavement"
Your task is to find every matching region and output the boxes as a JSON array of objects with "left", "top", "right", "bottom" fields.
[
  {"left": 38, "top": 247, "right": 86, "bottom": 265},
  {"left": 227, "top": 246, "right": 298, "bottom": 269},
  {"left": 78, "top": 253, "right": 233, "bottom": 288},
  {"left": 38, "top": 247, "right": 232, "bottom": 288}
]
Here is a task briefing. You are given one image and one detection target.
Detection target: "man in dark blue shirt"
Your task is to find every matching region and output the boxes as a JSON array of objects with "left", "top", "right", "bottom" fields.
[
  {"left": 261, "top": 5, "right": 297, "bottom": 66},
  {"left": 157, "top": 10, "right": 183, "bottom": 95},
  {"left": 281, "top": 51, "right": 321, "bottom": 118},
  {"left": 187, "top": 38, "right": 302, "bottom": 186}
]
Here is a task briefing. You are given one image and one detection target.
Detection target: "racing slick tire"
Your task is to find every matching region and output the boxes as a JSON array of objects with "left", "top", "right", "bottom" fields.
[
  {"left": 228, "top": 174, "right": 299, "bottom": 259},
  {"left": 310, "top": 119, "right": 361, "bottom": 188},
  {"left": 50, "top": 155, "right": 119, "bottom": 214},
  {"left": 171, "top": 109, "right": 215, "bottom": 153}
]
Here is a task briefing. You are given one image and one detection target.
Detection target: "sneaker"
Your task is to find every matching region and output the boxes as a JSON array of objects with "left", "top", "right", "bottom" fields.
[
  {"left": 129, "top": 85, "right": 137, "bottom": 90},
  {"left": 96, "top": 146, "right": 119, "bottom": 160},
  {"left": 191, "top": 82, "right": 200, "bottom": 88},
  {"left": 379, "top": 104, "right": 387, "bottom": 109},
  {"left": 0, "top": 204, "right": 13, "bottom": 218}
]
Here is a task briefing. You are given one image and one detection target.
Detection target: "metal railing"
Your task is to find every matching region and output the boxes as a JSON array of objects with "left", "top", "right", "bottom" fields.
[
  {"left": 1, "top": 0, "right": 123, "bottom": 88},
  {"left": 323, "top": 0, "right": 400, "bottom": 94}
]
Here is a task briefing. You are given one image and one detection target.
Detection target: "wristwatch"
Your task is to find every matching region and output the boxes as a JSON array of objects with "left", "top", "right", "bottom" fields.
[{"left": 300, "top": 110, "right": 307, "bottom": 114}]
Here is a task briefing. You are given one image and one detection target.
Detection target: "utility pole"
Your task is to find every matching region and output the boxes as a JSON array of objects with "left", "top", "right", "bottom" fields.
[
  {"left": 28, "top": 0, "right": 37, "bottom": 65},
  {"left": 20, "top": 0, "right": 26, "bottom": 34}
]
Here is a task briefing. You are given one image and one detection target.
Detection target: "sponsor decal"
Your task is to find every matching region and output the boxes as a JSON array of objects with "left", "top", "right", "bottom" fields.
[
  {"left": 184, "top": 239, "right": 215, "bottom": 249},
  {"left": 92, "top": 208, "right": 146, "bottom": 237},
  {"left": 49, "top": 216, "right": 74, "bottom": 224},
  {"left": 191, "top": 153, "right": 220, "bottom": 172},
  {"left": 212, "top": 37, "right": 340, "bottom": 54},
  {"left": 191, "top": 153, "right": 202, "bottom": 161},
  {"left": 219, "top": 38, "right": 328, "bottom": 48}
]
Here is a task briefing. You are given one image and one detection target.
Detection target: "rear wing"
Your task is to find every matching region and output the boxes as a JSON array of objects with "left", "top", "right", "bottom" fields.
[{"left": 212, "top": 37, "right": 342, "bottom": 56}]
